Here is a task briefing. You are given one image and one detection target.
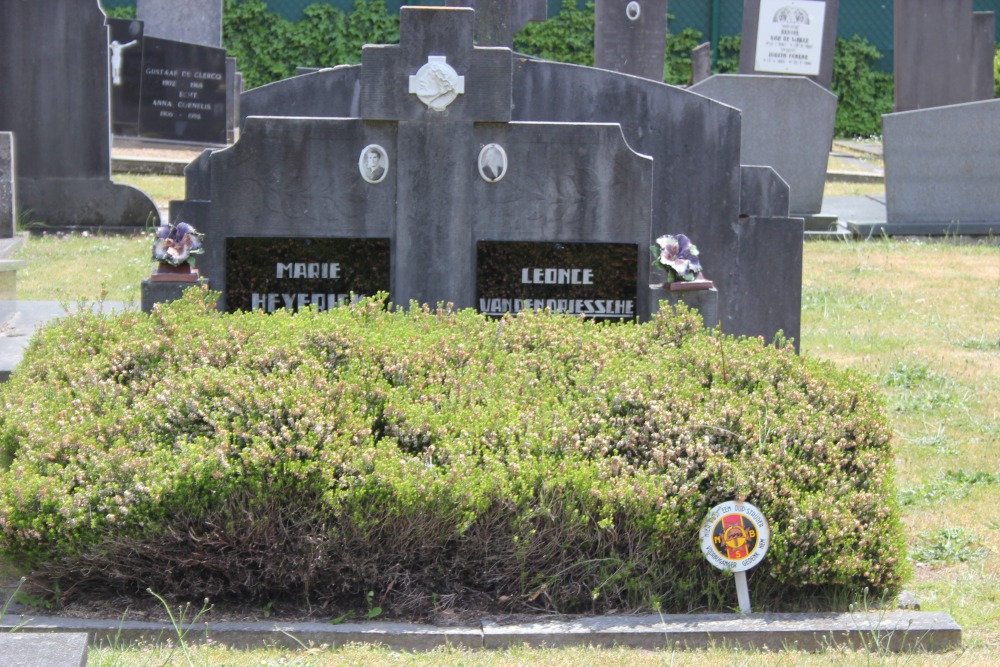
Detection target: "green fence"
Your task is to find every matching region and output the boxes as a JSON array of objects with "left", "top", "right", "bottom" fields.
[{"left": 102, "top": 0, "right": 1000, "bottom": 70}]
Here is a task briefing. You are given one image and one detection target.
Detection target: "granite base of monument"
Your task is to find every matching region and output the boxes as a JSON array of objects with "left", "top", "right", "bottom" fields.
[
  {"left": 650, "top": 286, "right": 719, "bottom": 330},
  {"left": 141, "top": 278, "right": 208, "bottom": 313}
]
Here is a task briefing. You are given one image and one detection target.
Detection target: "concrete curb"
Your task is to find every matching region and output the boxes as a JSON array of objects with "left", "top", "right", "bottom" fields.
[{"left": 0, "top": 611, "right": 962, "bottom": 653}]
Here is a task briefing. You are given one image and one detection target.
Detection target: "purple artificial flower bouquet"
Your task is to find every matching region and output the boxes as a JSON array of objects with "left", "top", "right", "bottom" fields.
[
  {"left": 651, "top": 234, "right": 702, "bottom": 283},
  {"left": 153, "top": 222, "right": 204, "bottom": 267}
]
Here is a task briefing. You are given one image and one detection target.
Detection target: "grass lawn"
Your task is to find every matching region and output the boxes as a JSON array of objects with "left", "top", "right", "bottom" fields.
[{"left": 6, "top": 174, "right": 1000, "bottom": 665}]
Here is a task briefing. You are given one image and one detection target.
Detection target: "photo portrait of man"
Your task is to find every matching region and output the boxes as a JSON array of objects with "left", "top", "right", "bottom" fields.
[{"left": 359, "top": 144, "right": 388, "bottom": 184}]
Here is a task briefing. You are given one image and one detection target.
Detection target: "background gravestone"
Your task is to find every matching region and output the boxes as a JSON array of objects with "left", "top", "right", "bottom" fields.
[
  {"left": 894, "top": 0, "right": 995, "bottom": 112},
  {"left": 739, "top": 0, "right": 839, "bottom": 91},
  {"left": 137, "top": 0, "right": 223, "bottom": 48},
  {"left": 691, "top": 74, "right": 837, "bottom": 217},
  {"left": 0, "top": 0, "right": 158, "bottom": 229},
  {"left": 1, "top": 133, "right": 14, "bottom": 239},
  {"left": 444, "top": 0, "right": 547, "bottom": 47},
  {"left": 881, "top": 99, "right": 1000, "bottom": 236},
  {"left": 594, "top": 0, "right": 669, "bottom": 82},
  {"left": 691, "top": 42, "right": 712, "bottom": 84},
  {"left": 972, "top": 12, "right": 997, "bottom": 103}
]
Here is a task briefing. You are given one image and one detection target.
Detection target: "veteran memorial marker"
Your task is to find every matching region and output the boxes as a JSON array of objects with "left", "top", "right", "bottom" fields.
[{"left": 701, "top": 501, "right": 771, "bottom": 614}]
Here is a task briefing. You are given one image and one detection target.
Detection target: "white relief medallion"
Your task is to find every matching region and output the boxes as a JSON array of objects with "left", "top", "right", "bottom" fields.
[
  {"left": 626, "top": 2, "right": 641, "bottom": 21},
  {"left": 408, "top": 55, "right": 465, "bottom": 111}
]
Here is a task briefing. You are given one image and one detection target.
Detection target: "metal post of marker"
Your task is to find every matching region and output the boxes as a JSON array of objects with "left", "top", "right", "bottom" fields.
[
  {"left": 735, "top": 571, "right": 752, "bottom": 613},
  {"left": 700, "top": 501, "right": 770, "bottom": 615}
]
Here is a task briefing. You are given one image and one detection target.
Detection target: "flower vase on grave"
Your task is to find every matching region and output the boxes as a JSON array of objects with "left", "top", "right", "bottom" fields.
[
  {"left": 649, "top": 234, "right": 719, "bottom": 328},
  {"left": 150, "top": 221, "right": 204, "bottom": 282},
  {"left": 151, "top": 261, "right": 200, "bottom": 283}
]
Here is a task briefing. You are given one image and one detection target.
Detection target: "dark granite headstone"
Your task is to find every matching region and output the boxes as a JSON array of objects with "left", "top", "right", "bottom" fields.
[
  {"left": 894, "top": 0, "right": 994, "bottom": 112},
  {"left": 444, "top": 0, "right": 547, "bottom": 47},
  {"left": 139, "top": 37, "right": 227, "bottom": 144},
  {"left": 137, "top": 0, "right": 223, "bottom": 48},
  {"left": 739, "top": 0, "right": 839, "bottom": 91},
  {"left": 109, "top": 18, "right": 145, "bottom": 137},
  {"left": 1, "top": 132, "right": 14, "bottom": 239},
  {"left": 233, "top": 6, "right": 803, "bottom": 345},
  {"left": 594, "top": 0, "right": 668, "bottom": 82},
  {"left": 0, "top": 1, "right": 158, "bottom": 229}
]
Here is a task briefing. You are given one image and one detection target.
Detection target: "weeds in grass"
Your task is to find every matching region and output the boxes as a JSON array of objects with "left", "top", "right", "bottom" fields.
[
  {"left": 899, "top": 470, "right": 1000, "bottom": 507},
  {"left": 0, "top": 576, "right": 28, "bottom": 631},
  {"left": 910, "top": 529, "right": 989, "bottom": 566},
  {"left": 147, "top": 589, "right": 214, "bottom": 667}
]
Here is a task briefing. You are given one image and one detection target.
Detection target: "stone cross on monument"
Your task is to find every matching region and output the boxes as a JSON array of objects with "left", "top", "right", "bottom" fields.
[
  {"left": 444, "top": 0, "right": 547, "bottom": 47},
  {"left": 358, "top": 8, "right": 513, "bottom": 308}
]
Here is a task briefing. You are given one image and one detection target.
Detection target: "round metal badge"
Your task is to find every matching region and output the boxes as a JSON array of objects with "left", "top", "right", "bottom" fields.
[{"left": 699, "top": 501, "right": 770, "bottom": 572}]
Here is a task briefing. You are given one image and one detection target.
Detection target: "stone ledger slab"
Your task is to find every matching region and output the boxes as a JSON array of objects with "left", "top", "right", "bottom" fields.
[
  {"left": 0, "top": 633, "right": 88, "bottom": 667},
  {"left": 0, "top": 611, "right": 961, "bottom": 653},
  {"left": 883, "top": 98, "right": 1000, "bottom": 235}
]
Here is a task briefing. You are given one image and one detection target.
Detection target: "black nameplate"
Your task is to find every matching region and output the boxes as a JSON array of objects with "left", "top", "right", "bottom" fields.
[
  {"left": 477, "top": 241, "right": 638, "bottom": 321},
  {"left": 138, "top": 36, "right": 226, "bottom": 144},
  {"left": 226, "top": 237, "right": 391, "bottom": 313}
]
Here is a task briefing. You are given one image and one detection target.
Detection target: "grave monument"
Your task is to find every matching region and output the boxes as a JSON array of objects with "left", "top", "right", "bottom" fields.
[
  {"left": 0, "top": 1, "right": 158, "bottom": 229},
  {"left": 894, "top": 0, "right": 996, "bottom": 112},
  {"left": 137, "top": 0, "right": 224, "bottom": 49},
  {"left": 594, "top": 0, "right": 668, "bottom": 82},
  {"left": 188, "top": 7, "right": 802, "bottom": 347},
  {"left": 108, "top": 17, "right": 229, "bottom": 145},
  {"left": 739, "top": 0, "right": 839, "bottom": 91}
]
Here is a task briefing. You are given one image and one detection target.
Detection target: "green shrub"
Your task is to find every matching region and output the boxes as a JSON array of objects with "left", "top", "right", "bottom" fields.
[
  {"left": 515, "top": 0, "right": 595, "bottom": 67},
  {"left": 223, "top": 0, "right": 399, "bottom": 90},
  {"left": 0, "top": 290, "right": 906, "bottom": 616},
  {"left": 994, "top": 46, "right": 999, "bottom": 98},
  {"left": 831, "top": 36, "right": 894, "bottom": 139}
]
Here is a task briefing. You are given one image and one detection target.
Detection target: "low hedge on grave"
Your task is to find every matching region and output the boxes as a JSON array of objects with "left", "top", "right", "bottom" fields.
[{"left": 0, "top": 290, "right": 906, "bottom": 615}]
